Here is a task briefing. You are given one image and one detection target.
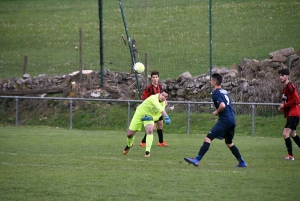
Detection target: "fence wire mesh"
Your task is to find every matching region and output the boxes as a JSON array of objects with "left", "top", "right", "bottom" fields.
[{"left": 0, "top": 97, "right": 286, "bottom": 138}]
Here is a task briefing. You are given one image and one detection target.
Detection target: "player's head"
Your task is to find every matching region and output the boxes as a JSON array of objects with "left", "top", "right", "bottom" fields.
[
  {"left": 278, "top": 68, "right": 289, "bottom": 83},
  {"left": 211, "top": 73, "right": 222, "bottom": 88},
  {"left": 151, "top": 71, "right": 159, "bottom": 77},
  {"left": 159, "top": 89, "right": 169, "bottom": 102},
  {"left": 151, "top": 71, "right": 160, "bottom": 85}
]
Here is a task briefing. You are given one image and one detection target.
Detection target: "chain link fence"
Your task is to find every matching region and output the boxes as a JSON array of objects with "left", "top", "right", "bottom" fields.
[{"left": 0, "top": 96, "right": 285, "bottom": 137}]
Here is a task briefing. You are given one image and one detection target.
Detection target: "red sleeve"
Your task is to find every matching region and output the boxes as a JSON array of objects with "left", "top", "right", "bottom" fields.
[
  {"left": 141, "top": 85, "right": 152, "bottom": 100},
  {"left": 158, "top": 83, "right": 163, "bottom": 91},
  {"left": 284, "top": 83, "right": 300, "bottom": 108}
]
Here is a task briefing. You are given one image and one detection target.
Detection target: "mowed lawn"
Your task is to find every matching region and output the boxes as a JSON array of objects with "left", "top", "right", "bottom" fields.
[{"left": 0, "top": 127, "right": 299, "bottom": 201}]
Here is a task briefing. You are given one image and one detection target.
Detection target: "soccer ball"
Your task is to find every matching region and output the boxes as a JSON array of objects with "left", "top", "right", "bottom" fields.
[{"left": 133, "top": 62, "right": 145, "bottom": 73}]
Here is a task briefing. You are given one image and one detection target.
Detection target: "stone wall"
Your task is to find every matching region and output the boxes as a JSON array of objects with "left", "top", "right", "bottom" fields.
[{"left": 0, "top": 47, "right": 299, "bottom": 103}]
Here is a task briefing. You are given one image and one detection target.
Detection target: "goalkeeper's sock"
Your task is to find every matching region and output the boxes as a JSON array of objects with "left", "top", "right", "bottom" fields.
[
  {"left": 145, "top": 134, "right": 154, "bottom": 152},
  {"left": 157, "top": 129, "right": 163, "bottom": 143},
  {"left": 141, "top": 133, "right": 147, "bottom": 143},
  {"left": 292, "top": 135, "right": 300, "bottom": 147},
  {"left": 196, "top": 142, "right": 210, "bottom": 160},
  {"left": 285, "top": 137, "right": 293, "bottom": 156},
  {"left": 127, "top": 136, "right": 135, "bottom": 147},
  {"left": 229, "top": 145, "right": 244, "bottom": 163}
]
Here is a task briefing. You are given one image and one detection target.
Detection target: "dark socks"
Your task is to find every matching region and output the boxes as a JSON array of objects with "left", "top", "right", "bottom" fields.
[
  {"left": 292, "top": 135, "right": 300, "bottom": 147},
  {"left": 142, "top": 130, "right": 164, "bottom": 143},
  {"left": 196, "top": 142, "right": 210, "bottom": 160},
  {"left": 285, "top": 137, "right": 293, "bottom": 156},
  {"left": 229, "top": 145, "right": 244, "bottom": 163},
  {"left": 157, "top": 129, "right": 163, "bottom": 143},
  {"left": 141, "top": 133, "right": 147, "bottom": 143}
]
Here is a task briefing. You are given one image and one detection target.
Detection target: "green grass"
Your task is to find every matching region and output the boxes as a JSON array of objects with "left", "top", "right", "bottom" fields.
[
  {"left": 1, "top": 0, "right": 299, "bottom": 79},
  {"left": 0, "top": 127, "right": 299, "bottom": 201}
]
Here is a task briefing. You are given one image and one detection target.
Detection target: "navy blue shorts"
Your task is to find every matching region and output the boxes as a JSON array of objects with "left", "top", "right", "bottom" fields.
[{"left": 207, "top": 121, "right": 235, "bottom": 144}]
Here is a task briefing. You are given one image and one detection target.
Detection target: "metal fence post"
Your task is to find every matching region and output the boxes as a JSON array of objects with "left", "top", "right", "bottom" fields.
[
  {"left": 15, "top": 98, "right": 19, "bottom": 127},
  {"left": 127, "top": 101, "right": 130, "bottom": 129},
  {"left": 187, "top": 103, "right": 190, "bottom": 135},
  {"left": 69, "top": 100, "right": 73, "bottom": 129},
  {"left": 251, "top": 104, "right": 255, "bottom": 137}
]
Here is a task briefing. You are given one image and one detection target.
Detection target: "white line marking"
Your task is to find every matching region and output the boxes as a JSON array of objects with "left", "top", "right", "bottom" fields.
[{"left": 0, "top": 152, "right": 246, "bottom": 173}]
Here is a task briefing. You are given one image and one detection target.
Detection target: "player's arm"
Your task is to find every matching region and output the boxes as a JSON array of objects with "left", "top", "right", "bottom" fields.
[
  {"left": 161, "top": 110, "right": 171, "bottom": 125},
  {"left": 282, "top": 84, "right": 299, "bottom": 108},
  {"left": 212, "top": 93, "right": 226, "bottom": 116},
  {"left": 141, "top": 85, "right": 151, "bottom": 100},
  {"left": 213, "top": 102, "right": 225, "bottom": 116}
]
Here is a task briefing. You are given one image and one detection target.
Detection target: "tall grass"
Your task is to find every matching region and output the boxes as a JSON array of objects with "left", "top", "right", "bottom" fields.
[{"left": 1, "top": 0, "right": 299, "bottom": 79}]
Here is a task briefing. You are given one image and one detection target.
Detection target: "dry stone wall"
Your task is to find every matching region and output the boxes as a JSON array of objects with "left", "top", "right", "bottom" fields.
[{"left": 0, "top": 47, "right": 299, "bottom": 103}]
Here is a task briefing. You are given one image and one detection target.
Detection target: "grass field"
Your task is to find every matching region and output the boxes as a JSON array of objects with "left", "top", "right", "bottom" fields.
[
  {"left": 1, "top": 127, "right": 300, "bottom": 201},
  {"left": 1, "top": 0, "right": 299, "bottom": 79}
]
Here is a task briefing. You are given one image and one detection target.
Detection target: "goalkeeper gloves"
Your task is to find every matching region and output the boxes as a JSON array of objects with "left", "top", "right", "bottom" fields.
[
  {"left": 141, "top": 115, "right": 153, "bottom": 121},
  {"left": 164, "top": 114, "right": 171, "bottom": 125}
]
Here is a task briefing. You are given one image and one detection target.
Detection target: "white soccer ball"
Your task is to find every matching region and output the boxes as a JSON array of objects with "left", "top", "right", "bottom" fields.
[{"left": 133, "top": 62, "right": 145, "bottom": 73}]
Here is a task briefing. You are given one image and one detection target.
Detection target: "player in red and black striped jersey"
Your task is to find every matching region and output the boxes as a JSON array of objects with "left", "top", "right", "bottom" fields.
[
  {"left": 278, "top": 69, "right": 300, "bottom": 160},
  {"left": 139, "top": 71, "right": 169, "bottom": 147}
]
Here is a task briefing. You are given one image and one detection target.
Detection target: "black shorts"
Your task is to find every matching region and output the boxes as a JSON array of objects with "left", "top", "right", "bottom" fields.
[
  {"left": 155, "top": 115, "right": 164, "bottom": 123},
  {"left": 284, "top": 116, "right": 300, "bottom": 130}
]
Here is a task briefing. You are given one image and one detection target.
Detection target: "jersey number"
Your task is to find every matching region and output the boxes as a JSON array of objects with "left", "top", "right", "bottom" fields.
[{"left": 224, "top": 95, "right": 230, "bottom": 105}]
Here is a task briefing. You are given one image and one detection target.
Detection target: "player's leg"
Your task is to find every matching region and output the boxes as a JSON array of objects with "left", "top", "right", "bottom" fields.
[
  {"left": 140, "top": 133, "right": 147, "bottom": 147},
  {"left": 289, "top": 117, "right": 300, "bottom": 148},
  {"left": 123, "top": 114, "right": 142, "bottom": 155},
  {"left": 184, "top": 123, "right": 223, "bottom": 167},
  {"left": 123, "top": 129, "right": 136, "bottom": 155},
  {"left": 225, "top": 126, "right": 247, "bottom": 167},
  {"left": 144, "top": 121, "right": 155, "bottom": 157},
  {"left": 157, "top": 116, "right": 168, "bottom": 146},
  {"left": 283, "top": 117, "right": 295, "bottom": 160}
]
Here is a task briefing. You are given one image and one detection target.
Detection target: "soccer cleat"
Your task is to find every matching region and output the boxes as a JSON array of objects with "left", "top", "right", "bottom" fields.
[
  {"left": 235, "top": 161, "right": 247, "bottom": 167},
  {"left": 139, "top": 142, "right": 146, "bottom": 147},
  {"left": 158, "top": 141, "right": 169, "bottom": 147},
  {"left": 144, "top": 151, "right": 151, "bottom": 158},
  {"left": 184, "top": 157, "right": 199, "bottom": 167},
  {"left": 284, "top": 154, "right": 295, "bottom": 160},
  {"left": 122, "top": 145, "right": 133, "bottom": 155}
]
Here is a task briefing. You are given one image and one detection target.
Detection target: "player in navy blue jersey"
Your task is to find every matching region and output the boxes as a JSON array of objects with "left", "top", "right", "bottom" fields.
[{"left": 184, "top": 73, "right": 247, "bottom": 167}]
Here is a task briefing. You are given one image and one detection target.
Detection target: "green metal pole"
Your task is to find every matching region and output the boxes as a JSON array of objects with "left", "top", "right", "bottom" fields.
[
  {"left": 98, "top": 0, "right": 104, "bottom": 87},
  {"left": 209, "top": 0, "right": 213, "bottom": 98},
  {"left": 119, "top": 0, "right": 142, "bottom": 100}
]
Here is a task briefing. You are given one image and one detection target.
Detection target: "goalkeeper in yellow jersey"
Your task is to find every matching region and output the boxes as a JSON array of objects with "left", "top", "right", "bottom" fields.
[{"left": 122, "top": 89, "right": 171, "bottom": 157}]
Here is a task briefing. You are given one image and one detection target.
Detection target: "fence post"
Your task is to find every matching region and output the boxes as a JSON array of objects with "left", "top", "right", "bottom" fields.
[
  {"left": 187, "top": 102, "right": 190, "bottom": 135},
  {"left": 79, "top": 28, "right": 83, "bottom": 83},
  {"left": 15, "top": 98, "right": 19, "bottom": 127},
  {"left": 145, "top": 53, "right": 148, "bottom": 86},
  {"left": 127, "top": 101, "right": 130, "bottom": 129},
  {"left": 251, "top": 104, "right": 255, "bottom": 137},
  {"left": 22, "top": 55, "right": 28, "bottom": 76},
  {"left": 69, "top": 100, "right": 73, "bottom": 129}
]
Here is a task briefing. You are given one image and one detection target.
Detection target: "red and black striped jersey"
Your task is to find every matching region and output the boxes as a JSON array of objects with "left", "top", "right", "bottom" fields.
[
  {"left": 282, "top": 82, "right": 300, "bottom": 118},
  {"left": 141, "top": 83, "right": 162, "bottom": 101}
]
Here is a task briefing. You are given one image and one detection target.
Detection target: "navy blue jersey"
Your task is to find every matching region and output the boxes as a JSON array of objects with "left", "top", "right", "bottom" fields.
[{"left": 212, "top": 88, "right": 236, "bottom": 126}]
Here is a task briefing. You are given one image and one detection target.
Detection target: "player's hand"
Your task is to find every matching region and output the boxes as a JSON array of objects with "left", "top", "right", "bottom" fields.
[
  {"left": 213, "top": 111, "right": 218, "bottom": 116},
  {"left": 278, "top": 103, "right": 284, "bottom": 111},
  {"left": 164, "top": 114, "right": 171, "bottom": 125},
  {"left": 141, "top": 115, "right": 153, "bottom": 121}
]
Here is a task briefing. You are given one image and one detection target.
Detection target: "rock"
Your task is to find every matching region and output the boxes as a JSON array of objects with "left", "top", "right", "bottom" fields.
[{"left": 269, "top": 47, "right": 294, "bottom": 58}]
